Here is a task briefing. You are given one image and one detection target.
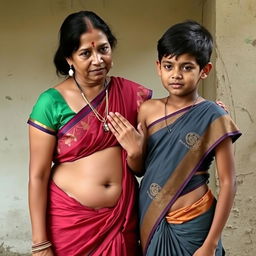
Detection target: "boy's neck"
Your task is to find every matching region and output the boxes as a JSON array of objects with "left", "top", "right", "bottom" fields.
[{"left": 167, "top": 94, "right": 200, "bottom": 109}]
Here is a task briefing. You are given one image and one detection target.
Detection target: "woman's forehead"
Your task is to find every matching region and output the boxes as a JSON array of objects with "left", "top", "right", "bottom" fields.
[{"left": 79, "top": 29, "right": 109, "bottom": 46}]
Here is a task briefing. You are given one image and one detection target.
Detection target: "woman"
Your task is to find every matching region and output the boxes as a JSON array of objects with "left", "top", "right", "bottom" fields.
[{"left": 28, "top": 11, "right": 152, "bottom": 255}]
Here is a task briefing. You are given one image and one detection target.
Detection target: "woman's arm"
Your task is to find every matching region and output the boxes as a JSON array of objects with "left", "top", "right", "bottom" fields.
[
  {"left": 28, "top": 126, "right": 56, "bottom": 254},
  {"left": 107, "top": 111, "right": 146, "bottom": 176},
  {"left": 193, "top": 137, "right": 236, "bottom": 255}
]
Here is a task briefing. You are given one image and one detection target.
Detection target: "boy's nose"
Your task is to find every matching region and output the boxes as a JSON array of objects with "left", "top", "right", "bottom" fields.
[{"left": 171, "top": 70, "right": 182, "bottom": 79}]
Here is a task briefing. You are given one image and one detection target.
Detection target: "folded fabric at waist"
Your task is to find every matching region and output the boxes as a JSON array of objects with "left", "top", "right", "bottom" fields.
[{"left": 166, "top": 189, "right": 214, "bottom": 224}]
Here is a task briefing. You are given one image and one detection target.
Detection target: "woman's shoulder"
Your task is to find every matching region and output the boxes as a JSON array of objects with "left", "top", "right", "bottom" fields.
[
  {"left": 111, "top": 76, "right": 150, "bottom": 90},
  {"left": 33, "top": 88, "right": 66, "bottom": 111},
  {"left": 111, "top": 76, "right": 152, "bottom": 103}
]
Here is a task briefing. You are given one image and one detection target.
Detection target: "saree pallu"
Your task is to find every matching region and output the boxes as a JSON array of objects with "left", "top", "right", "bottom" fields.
[
  {"left": 139, "top": 101, "right": 241, "bottom": 255},
  {"left": 46, "top": 77, "right": 151, "bottom": 255}
]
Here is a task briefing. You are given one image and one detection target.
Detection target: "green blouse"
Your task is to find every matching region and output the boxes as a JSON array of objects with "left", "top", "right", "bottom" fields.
[{"left": 29, "top": 88, "right": 76, "bottom": 133}]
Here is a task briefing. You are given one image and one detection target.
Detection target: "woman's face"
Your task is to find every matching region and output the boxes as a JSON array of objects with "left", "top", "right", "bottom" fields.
[{"left": 68, "top": 28, "right": 112, "bottom": 85}]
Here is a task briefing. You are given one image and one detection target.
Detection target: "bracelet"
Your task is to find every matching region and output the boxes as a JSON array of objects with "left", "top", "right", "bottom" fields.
[{"left": 31, "top": 241, "right": 52, "bottom": 253}]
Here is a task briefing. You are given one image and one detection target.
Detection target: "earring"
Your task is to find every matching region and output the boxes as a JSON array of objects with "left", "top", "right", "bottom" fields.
[
  {"left": 68, "top": 65, "right": 74, "bottom": 77},
  {"left": 111, "top": 61, "right": 114, "bottom": 68}
]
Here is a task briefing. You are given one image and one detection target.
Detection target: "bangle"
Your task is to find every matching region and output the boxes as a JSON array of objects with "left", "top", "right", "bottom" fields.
[{"left": 31, "top": 241, "right": 52, "bottom": 253}]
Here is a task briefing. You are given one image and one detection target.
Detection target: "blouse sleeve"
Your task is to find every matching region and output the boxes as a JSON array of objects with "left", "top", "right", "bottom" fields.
[
  {"left": 136, "top": 84, "right": 153, "bottom": 111},
  {"left": 27, "top": 90, "right": 57, "bottom": 135}
]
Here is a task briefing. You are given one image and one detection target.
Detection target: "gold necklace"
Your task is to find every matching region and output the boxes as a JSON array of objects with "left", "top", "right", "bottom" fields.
[
  {"left": 164, "top": 95, "right": 200, "bottom": 134},
  {"left": 74, "top": 77, "right": 110, "bottom": 132}
]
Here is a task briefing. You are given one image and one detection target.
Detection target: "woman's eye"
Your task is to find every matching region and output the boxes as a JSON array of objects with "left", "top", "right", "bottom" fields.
[
  {"left": 100, "top": 46, "right": 109, "bottom": 53},
  {"left": 81, "top": 51, "right": 90, "bottom": 57}
]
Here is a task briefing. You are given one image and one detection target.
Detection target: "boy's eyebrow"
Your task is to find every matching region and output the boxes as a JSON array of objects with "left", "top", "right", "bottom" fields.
[
  {"left": 162, "top": 60, "right": 196, "bottom": 65},
  {"left": 162, "top": 60, "right": 173, "bottom": 64}
]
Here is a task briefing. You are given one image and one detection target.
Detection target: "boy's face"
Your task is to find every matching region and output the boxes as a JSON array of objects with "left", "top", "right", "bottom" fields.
[{"left": 156, "top": 53, "right": 211, "bottom": 98}]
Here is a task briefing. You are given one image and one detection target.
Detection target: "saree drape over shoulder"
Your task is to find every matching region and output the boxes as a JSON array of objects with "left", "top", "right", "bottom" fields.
[
  {"left": 139, "top": 101, "right": 241, "bottom": 256},
  {"left": 28, "top": 77, "right": 152, "bottom": 256}
]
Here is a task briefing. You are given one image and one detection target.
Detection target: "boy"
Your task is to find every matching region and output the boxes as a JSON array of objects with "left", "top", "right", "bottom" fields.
[{"left": 107, "top": 21, "right": 241, "bottom": 255}]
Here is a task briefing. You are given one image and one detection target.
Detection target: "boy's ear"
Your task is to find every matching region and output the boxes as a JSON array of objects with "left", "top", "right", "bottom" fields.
[
  {"left": 156, "top": 60, "right": 161, "bottom": 76},
  {"left": 201, "top": 62, "right": 212, "bottom": 79}
]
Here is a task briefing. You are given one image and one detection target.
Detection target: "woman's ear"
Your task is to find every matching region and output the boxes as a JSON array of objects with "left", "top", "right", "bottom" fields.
[
  {"left": 201, "top": 62, "right": 212, "bottom": 79},
  {"left": 66, "top": 57, "right": 72, "bottom": 67}
]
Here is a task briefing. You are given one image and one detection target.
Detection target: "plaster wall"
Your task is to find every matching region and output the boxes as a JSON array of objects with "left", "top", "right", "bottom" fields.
[
  {"left": 215, "top": 1, "right": 256, "bottom": 255},
  {"left": 0, "top": 0, "right": 203, "bottom": 254}
]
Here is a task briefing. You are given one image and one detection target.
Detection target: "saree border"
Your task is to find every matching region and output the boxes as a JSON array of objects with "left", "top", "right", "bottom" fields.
[
  {"left": 141, "top": 114, "right": 241, "bottom": 253},
  {"left": 28, "top": 118, "right": 56, "bottom": 135},
  {"left": 147, "top": 101, "right": 206, "bottom": 136},
  {"left": 147, "top": 104, "right": 194, "bottom": 129},
  {"left": 57, "top": 83, "right": 110, "bottom": 139}
]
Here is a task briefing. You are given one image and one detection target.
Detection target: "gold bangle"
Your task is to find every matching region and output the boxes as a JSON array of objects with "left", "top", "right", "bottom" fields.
[
  {"left": 31, "top": 241, "right": 52, "bottom": 253},
  {"left": 32, "top": 240, "right": 50, "bottom": 248}
]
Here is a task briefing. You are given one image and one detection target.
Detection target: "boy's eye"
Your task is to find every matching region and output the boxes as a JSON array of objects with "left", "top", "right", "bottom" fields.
[
  {"left": 183, "top": 65, "right": 193, "bottom": 71},
  {"left": 164, "top": 65, "right": 173, "bottom": 70}
]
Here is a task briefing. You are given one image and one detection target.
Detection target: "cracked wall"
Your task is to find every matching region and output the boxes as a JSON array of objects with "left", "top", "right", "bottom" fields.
[{"left": 214, "top": 0, "right": 256, "bottom": 255}]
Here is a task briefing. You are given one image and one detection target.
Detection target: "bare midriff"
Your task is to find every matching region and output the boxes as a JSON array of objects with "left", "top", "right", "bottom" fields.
[
  {"left": 168, "top": 183, "right": 208, "bottom": 213},
  {"left": 52, "top": 146, "right": 122, "bottom": 209}
]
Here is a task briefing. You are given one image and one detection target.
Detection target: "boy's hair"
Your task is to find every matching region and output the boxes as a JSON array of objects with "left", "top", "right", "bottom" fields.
[{"left": 157, "top": 20, "right": 213, "bottom": 69}]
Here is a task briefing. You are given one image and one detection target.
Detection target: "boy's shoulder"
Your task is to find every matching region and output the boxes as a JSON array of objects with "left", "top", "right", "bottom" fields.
[
  {"left": 204, "top": 100, "right": 228, "bottom": 115},
  {"left": 140, "top": 98, "right": 163, "bottom": 111},
  {"left": 139, "top": 98, "right": 165, "bottom": 125}
]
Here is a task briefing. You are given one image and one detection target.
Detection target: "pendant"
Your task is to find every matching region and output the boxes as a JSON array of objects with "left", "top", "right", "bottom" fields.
[{"left": 103, "top": 122, "right": 110, "bottom": 132}]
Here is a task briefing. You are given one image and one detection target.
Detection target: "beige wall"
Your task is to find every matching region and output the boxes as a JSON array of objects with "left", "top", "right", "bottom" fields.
[
  {"left": 0, "top": 0, "right": 254, "bottom": 255},
  {"left": 215, "top": 1, "right": 256, "bottom": 255}
]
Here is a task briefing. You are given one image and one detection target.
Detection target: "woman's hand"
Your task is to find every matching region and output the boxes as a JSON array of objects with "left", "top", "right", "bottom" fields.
[
  {"left": 107, "top": 112, "right": 145, "bottom": 158},
  {"left": 216, "top": 100, "right": 228, "bottom": 112}
]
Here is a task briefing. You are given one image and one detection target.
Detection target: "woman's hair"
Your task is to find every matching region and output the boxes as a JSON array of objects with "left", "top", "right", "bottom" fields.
[
  {"left": 157, "top": 20, "right": 213, "bottom": 70},
  {"left": 54, "top": 11, "right": 117, "bottom": 76}
]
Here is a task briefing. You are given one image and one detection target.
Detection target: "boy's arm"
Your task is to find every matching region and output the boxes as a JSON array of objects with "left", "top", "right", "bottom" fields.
[{"left": 193, "top": 137, "right": 236, "bottom": 256}]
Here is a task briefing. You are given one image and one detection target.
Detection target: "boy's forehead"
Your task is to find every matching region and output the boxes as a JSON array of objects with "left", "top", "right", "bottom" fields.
[{"left": 162, "top": 53, "right": 197, "bottom": 63}]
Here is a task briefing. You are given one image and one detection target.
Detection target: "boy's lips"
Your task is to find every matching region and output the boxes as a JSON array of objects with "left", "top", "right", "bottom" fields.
[{"left": 169, "top": 82, "right": 183, "bottom": 88}]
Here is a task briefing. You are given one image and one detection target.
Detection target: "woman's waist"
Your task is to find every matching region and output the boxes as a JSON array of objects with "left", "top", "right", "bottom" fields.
[{"left": 51, "top": 147, "right": 123, "bottom": 209}]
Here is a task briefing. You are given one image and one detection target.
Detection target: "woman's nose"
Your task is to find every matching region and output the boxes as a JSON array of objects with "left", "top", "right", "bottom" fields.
[{"left": 92, "top": 52, "right": 103, "bottom": 64}]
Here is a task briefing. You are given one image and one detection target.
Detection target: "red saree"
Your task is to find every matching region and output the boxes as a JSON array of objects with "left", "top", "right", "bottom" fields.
[{"left": 47, "top": 77, "right": 152, "bottom": 255}]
